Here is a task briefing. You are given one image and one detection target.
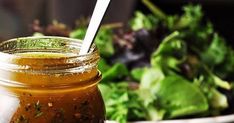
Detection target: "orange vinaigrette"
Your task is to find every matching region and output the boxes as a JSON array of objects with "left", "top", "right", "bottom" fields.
[{"left": 0, "top": 37, "right": 105, "bottom": 123}]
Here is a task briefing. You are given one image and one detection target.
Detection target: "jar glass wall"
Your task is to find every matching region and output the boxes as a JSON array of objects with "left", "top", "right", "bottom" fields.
[{"left": 0, "top": 36, "right": 105, "bottom": 123}]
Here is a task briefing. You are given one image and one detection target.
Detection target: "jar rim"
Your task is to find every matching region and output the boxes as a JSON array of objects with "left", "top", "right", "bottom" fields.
[
  {"left": 0, "top": 36, "right": 100, "bottom": 72},
  {"left": 0, "top": 36, "right": 98, "bottom": 59}
]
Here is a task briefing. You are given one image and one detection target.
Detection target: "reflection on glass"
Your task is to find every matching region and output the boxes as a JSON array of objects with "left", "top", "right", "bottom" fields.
[{"left": 0, "top": 88, "right": 20, "bottom": 123}]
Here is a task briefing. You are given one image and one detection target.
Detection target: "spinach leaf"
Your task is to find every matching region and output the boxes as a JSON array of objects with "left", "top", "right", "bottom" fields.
[
  {"left": 130, "top": 11, "right": 159, "bottom": 31},
  {"left": 95, "top": 28, "right": 115, "bottom": 57},
  {"left": 130, "top": 67, "right": 146, "bottom": 82},
  {"left": 69, "top": 27, "right": 86, "bottom": 39},
  {"left": 215, "top": 48, "right": 234, "bottom": 79},
  {"left": 157, "top": 76, "right": 208, "bottom": 118},
  {"left": 102, "top": 63, "right": 128, "bottom": 82},
  {"left": 98, "top": 58, "right": 111, "bottom": 73},
  {"left": 201, "top": 33, "right": 228, "bottom": 66},
  {"left": 140, "top": 68, "right": 164, "bottom": 93}
]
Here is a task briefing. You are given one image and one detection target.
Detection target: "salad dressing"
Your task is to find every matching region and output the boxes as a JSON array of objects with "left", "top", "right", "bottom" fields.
[{"left": 0, "top": 41, "right": 105, "bottom": 123}]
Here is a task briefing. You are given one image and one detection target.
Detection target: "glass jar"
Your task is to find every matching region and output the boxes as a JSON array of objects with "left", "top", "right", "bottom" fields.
[{"left": 0, "top": 36, "right": 105, "bottom": 123}]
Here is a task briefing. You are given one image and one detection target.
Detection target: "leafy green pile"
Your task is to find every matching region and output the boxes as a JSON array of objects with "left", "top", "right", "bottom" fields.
[
  {"left": 78, "top": 1, "right": 234, "bottom": 122},
  {"left": 32, "top": 1, "right": 234, "bottom": 122}
]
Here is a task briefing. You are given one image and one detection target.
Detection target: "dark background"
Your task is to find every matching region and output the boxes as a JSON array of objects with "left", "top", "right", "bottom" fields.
[{"left": 0, "top": 0, "right": 233, "bottom": 43}]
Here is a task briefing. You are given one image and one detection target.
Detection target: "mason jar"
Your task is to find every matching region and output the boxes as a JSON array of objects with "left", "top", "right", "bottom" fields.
[{"left": 0, "top": 36, "right": 105, "bottom": 123}]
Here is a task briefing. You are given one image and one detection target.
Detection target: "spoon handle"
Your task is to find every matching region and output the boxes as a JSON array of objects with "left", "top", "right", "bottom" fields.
[{"left": 79, "top": 0, "right": 111, "bottom": 55}]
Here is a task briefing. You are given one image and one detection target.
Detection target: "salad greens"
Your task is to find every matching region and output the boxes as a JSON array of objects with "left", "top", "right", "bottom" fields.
[
  {"left": 93, "top": 1, "right": 234, "bottom": 122},
  {"left": 32, "top": 0, "right": 234, "bottom": 122}
]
